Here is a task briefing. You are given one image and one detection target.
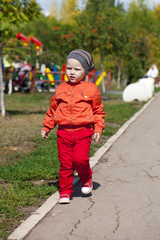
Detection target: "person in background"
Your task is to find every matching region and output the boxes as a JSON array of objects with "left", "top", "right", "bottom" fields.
[{"left": 146, "top": 64, "right": 159, "bottom": 79}]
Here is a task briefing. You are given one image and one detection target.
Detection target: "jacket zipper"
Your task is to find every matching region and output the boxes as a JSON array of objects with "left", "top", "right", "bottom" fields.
[{"left": 70, "top": 86, "right": 75, "bottom": 131}]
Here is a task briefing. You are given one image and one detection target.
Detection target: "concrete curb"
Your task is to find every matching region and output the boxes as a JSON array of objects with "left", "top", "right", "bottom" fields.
[{"left": 8, "top": 93, "right": 159, "bottom": 240}]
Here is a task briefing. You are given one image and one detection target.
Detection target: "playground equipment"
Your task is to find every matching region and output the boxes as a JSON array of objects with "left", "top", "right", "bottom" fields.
[
  {"left": 16, "top": 33, "right": 30, "bottom": 46},
  {"left": 61, "top": 64, "right": 68, "bottom": 82},
  {"left": 34, "top": 64, "right": 60, "bottom": 92},
  {"left": 17, "top": 33, "right": 43, "bottom": 51},
  {"left": 5, "top": 32, "right": 111, "bottom": 93},
  {"left": 33, "top": 65, "right": 68, "bottom": 92},
  {"left": 95, "top": 71, "right": 111, "bottom": 92},
  {"left": 29, "top": 36, "right": 43, "bottom": 51},
  {"left": 53, "top": 65, "right": 60, "bottom": 84},
  {"left": 45, "top": 67, "right": 54, "bottom": 85},
  {"left": 3, "top": 60, "right": 111, "bottom": 94},
  {"left": 95, "top": 72, "right": 106, "bottom": 86}
]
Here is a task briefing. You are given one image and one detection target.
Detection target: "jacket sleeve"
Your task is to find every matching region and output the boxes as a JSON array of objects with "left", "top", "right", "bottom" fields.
[
  {"left": 92, "top": 86, "right": 106, "bottom": 134},
  {"left": 42, "top": 95, "right": 58, "bottom": 132}
]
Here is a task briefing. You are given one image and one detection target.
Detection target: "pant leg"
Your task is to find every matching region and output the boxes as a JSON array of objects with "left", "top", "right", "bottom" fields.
[
  {"left": 72, "top": 128, "right": 93, "bottom": 184},
  {"left": 57, "top": 130, "right": 74, "bottom": 197}
]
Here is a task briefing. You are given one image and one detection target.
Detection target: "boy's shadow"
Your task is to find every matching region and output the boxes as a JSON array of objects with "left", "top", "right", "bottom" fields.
[{"left": 72, "top": 179, "right": 101, "bottom": 198}]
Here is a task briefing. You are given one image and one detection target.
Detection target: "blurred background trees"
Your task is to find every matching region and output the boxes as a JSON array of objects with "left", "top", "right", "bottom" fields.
[
  {"left": 0, "top": 0, "right": 41, "bottom": 116},
  {"left": 2, "top": 0, "right": 160, "bottom": 87}
]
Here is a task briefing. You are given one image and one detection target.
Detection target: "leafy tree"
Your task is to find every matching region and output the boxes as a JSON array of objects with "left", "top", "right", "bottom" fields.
[
  {"left": 123, "top": 0, "right": 159, "bottom": 84},
  {"left": 153, "top": 4, "right": 160, "bottom": 18},
  {"left": 3, "top": 0, "right": 160, "bottom": 92},
  {"left": 60, "top": 0, "right": 78, "bottom": 23},
  {"left": 21, "top": 13, "right": 79, "bottom": 67},
  {"left": 22, "top": 14, "right": 60, "bottom": 64},
  {"left": 112, "top": 18, "right": 129, "bottom": 88},
  {"left": 126, "top": 0, "right": 156, "bottom": 33},
  {"left": 0, "top": 0, "right": 40, "bottom": 116},
  {"left": 146, "top": 33, "right": 160, "bottom": 68},
  {"left": 74, "top": 0, "right": 126, "bottom": 91},
  {"left": 124, "top": 33, "right": 150, "bottom": 84},
  {"left": 104, "top": 0, "right": 124, "bottom": 12},
  {"left": 49, "top": 0, "right": 59, "bottom": 19}
]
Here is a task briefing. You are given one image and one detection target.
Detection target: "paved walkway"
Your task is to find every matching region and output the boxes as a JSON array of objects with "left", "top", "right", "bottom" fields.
[{"left": 16, "top": 94, "right": 160, "bottom": 240}]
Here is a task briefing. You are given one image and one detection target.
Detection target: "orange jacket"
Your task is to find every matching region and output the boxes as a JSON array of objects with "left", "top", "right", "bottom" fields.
[{"left": 43, "top": 81, "right": 105, "bottom": 133}]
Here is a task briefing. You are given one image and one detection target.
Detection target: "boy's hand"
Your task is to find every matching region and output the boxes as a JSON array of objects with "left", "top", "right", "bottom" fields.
[
  {"left": 41, "top": 130, "right": 49, "bottom": 139},
  {"left": 93, "top": 132, "right": 101, "bottom": 142}
]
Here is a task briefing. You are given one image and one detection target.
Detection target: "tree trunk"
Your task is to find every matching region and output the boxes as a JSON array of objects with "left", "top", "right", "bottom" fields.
[
  {"left": 123, "top": 73, "right": 129, "bottom": 87},
  {"left": 117, "top": 63, "right": 121, "bottom": 90},
  {"left": 0, "top": 32, "right": 5, "bottom": 117},
  {"left": 100, "top": 53, "right": 105, "bottom": 93}
]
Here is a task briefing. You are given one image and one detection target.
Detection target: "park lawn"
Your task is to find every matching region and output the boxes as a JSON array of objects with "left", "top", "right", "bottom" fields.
[{"left": 0, "top": 92, "right": 144, "bottom": 240}]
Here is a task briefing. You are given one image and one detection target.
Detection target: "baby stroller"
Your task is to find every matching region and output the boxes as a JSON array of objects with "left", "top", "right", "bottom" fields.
[{"left": 13, "top": 63, "right": 32, "bottom": 91}]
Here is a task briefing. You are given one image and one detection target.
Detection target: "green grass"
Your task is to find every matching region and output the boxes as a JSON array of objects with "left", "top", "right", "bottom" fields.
[
  {"left": 0, "top": 135, "right": 59, "bottom": 182},
  {"left": 105, "top": 101, "right": 143, "bottom": 123},
  {"left": 154, "top": 86, "right": 160, "bottom": 93},
  {"left": 0, "top": 91, "right": 145, "bottom": 239}
]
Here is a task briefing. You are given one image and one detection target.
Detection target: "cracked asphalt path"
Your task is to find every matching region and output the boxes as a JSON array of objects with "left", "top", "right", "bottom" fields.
[{"left": 25, "top": 93, "right": 160, "bottom": 240}]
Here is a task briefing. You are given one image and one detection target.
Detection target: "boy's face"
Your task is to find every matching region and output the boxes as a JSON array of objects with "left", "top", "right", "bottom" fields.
[{"left": 66, "top": 59, "right": 86, "bottom": 83}]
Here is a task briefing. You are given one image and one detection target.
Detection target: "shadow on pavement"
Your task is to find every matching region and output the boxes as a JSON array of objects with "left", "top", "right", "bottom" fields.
[{"left": 71, "top": 180, "right": 101, "bottom": 199}]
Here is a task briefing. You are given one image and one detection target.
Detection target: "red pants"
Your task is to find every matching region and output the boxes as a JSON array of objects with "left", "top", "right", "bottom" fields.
[{"left": 57, "top": 128, "right": 93, "bottom": 197}]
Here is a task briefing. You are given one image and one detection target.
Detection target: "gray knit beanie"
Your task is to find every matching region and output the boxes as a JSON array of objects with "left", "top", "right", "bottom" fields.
[{"left": 67, "top": 49, "right": 94, "bottom": 74}]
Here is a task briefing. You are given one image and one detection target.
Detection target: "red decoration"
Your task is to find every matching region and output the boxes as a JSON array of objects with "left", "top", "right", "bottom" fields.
[
  {"left": 92, "top": 28, "right": 96, "bottom": 33},
  {"left": 29, "top": 36, "right": 43, "bottom": 47},
  {"left": 16, "top": 33, "right": 43, "bottom": 51},
  {"left": 53, "top": 26, "right": 58, "bottom": 30},
  {"left": 29, "top": 36, "right": 43, "bottom": 51},
  {"left": 17, "top": 32, "right": 29, "bottom": 42}
]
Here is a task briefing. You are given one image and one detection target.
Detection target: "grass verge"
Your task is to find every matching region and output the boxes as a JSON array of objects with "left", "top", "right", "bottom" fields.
[{"left": 0, "top": 91, "right": 145, "bottom": 239}]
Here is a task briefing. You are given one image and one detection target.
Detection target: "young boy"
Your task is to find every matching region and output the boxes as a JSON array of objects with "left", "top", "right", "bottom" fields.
[{"left": 41, "top": 49, "right": 105, "bottom": 204}]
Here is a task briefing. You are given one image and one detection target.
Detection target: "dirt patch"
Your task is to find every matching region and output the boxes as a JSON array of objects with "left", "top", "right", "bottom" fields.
[
  {"left": 0, "top": 113, "right": 43, "bottom": 166},
  {"left": 105, "top": 121, "right": 121, "bottom": 128},
  {"left": 91, "top": 134, "right": 110, "bottom": 152},
  {"left": 20, "top": 206, "right": 39, "bottom": 220},
  {"left": 17, "top": 141, "right": 37, "bottom": 154},
  {"left": 133, "top": 102, "right": 144, "bottom": 108},
  {"left": 31, "top": 179, "right": 59, "bottom": 187}
]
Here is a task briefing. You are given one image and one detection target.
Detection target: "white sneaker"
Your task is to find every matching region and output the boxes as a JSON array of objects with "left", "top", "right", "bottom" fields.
[
  {"left": 59, "top": 194, "right": 70, "bottom": 204},
  {"left": 81, "top": 178, "right": 93, "bottom": 195}
]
